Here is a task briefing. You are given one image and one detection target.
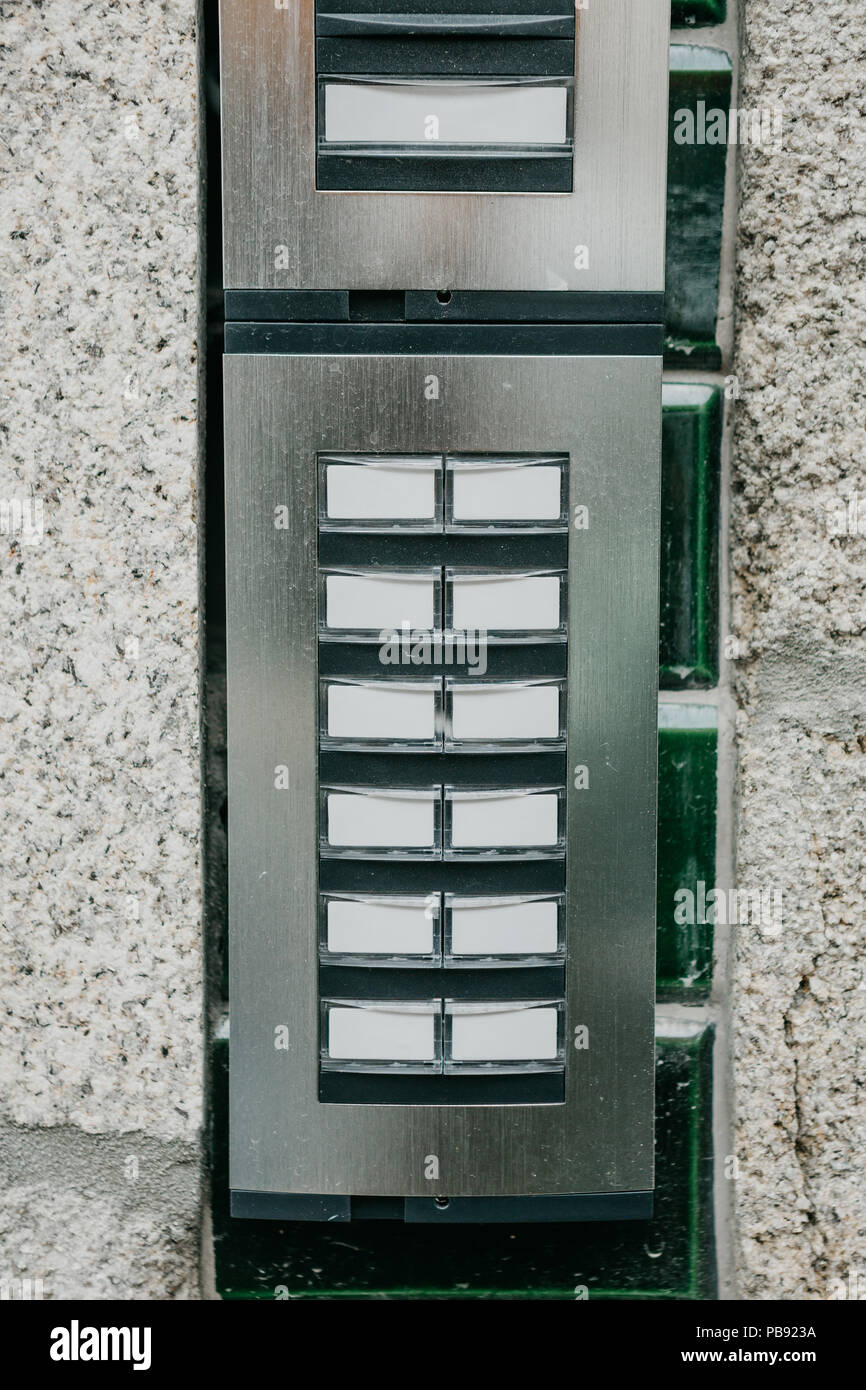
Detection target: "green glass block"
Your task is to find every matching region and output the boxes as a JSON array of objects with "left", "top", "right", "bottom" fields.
[
  {"left": 211, "top": 1026, "right": 716, "bottom": 1300},
  {"left": 657, "top": 713, "right": 717, "bottom": 1000},
  {"left": 672, "top": 0, "right": 726, "bottom": 26},
  {"left": 660, "top": 384, "right": 722, "bottom": 688},
  {"left": 665, "top": 47, "right": 733, "bottom": 368}
]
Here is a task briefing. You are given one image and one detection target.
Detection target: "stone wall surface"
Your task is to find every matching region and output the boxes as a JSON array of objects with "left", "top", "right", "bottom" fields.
[
  {"left": 732, "top": 0, "right": 866, "bottom": 1300},
  {"left": 0, "top": 0, "right": 204, "bottom": 1298},
  {"left": 1, "top": 0, "right": 864, "bottom": 1303}
]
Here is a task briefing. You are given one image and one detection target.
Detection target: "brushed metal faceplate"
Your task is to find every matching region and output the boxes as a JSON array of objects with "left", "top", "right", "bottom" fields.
[
  {"left": 225, "top": 353, "right": 660, "bottom": 1198},
  {"left": 218, "top": 0, "right": 670, "bottom": 291}
]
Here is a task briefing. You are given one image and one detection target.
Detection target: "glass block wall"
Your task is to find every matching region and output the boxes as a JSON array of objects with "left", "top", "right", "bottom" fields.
[{"left": 205, "top": 2, "right": 735, "bottom": 1300}]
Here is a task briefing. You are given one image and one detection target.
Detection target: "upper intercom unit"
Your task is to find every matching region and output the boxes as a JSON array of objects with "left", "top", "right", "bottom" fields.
[{"left": 218, "top": 0, "right": 669, "bottom": 292}]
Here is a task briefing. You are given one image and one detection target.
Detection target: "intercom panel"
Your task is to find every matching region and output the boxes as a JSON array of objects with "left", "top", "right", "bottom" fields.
[
  {"left": 218, "top": 0, "right": 669, "bottom": 292},
  {"left": 225, "top": 342, "right": 660, "bottom": 1216}
]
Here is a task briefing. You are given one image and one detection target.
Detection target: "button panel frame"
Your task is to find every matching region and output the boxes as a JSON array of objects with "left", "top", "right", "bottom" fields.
[
  {"left": 444, "top": 892, "right": 566, "bottom": 968},
  {"left": 318, "top": 453, "right": 443, "bottom": 533},
  {"left": 319, "top": 892, "right": 442, "bottom": 968},
  {"left": 225, "top": 350, "right": 660, "bottom": 1199}
]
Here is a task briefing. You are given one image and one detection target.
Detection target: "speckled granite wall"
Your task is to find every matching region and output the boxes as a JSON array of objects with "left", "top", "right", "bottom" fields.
[
  {"left": 731, "top": 0, "right": 866, "bottom": 1298},
  {"left": 0, "top": 1, "right": 204, "bottom": 1298},
  {"left": 1, "top": 0, "right": 862, "bottom": 1305}
]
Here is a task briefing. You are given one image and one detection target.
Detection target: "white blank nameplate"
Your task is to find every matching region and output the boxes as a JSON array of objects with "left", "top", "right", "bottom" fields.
[
  {"left": 324, "top": 82, "right": 568, "bottom": 147},
  {"left": 448, "top": 1005, "right": 559, "bottom": 1062},
  {"left": 326, "top": 682, "right": 438, "bottom": 743},
  {"left": 326, "top": 898, "right": 435, "bottom": 957},
  {"left": 449, "top": 899, "right": 559, "bottom": 957},
  {"left": 327, "top": 1005, "right": 437, "bottom": 1061},
  {"left": 450, "top": 461, "right": 562, "bottom": 524},
  {"left": 449, "top": 683, "right": 560, "bottom": 743},
  {"left": 449, "top": 573, "right": 561, "bottom": 633},
  {"left": 326, "top": 790, "right": 437, "bottom": 849},
  {"left": 448, "top": 790, "right": 560, "bottom": 849},
  {"left": 322, "top": 457, "right": 438, "bottom": 524},
  {"left": 324, "top": 571, "right": 436, "bottom": 632}
]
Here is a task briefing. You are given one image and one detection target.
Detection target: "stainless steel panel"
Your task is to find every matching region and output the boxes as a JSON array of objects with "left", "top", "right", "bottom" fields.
[
  {"left": 226, "top": 352, "right": 659, "bottom": 1197},
  {"left": 218, "top": 0, "right": 669, "bottom": 291}
]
